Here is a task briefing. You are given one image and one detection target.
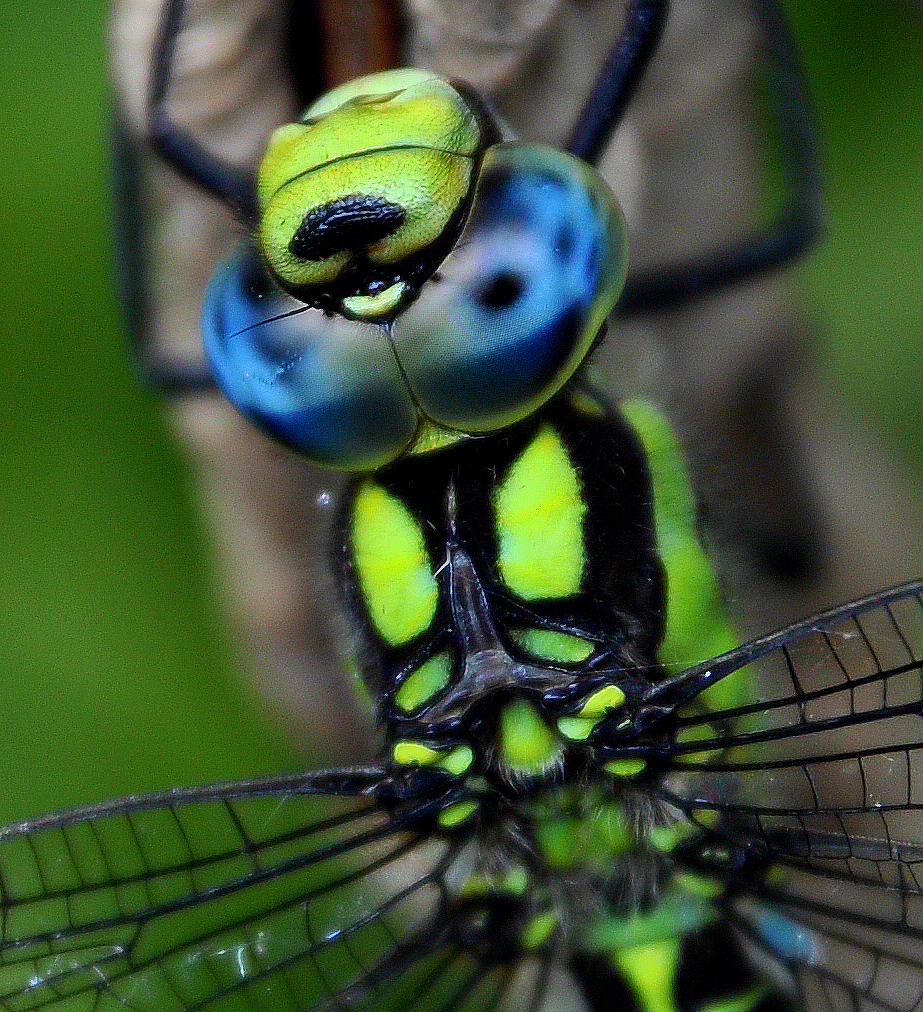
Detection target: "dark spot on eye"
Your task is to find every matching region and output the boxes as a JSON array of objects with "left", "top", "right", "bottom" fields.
[
  {"left": 555, "top": 224, "right": 575, "bottom": 260},
  {"left": 243, "top": 256, "right": 276, "bottom": 298},
  {"left": 477, "top": 271, "right": 524, "bottom": 309}
]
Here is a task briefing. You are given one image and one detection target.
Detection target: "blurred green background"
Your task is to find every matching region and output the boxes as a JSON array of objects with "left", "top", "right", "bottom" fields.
[
  {"left": 782, "top": 0, "right": 923, "bottom": 475},
  {"left": 0, "top": 0, "right": 298, "bottom": 823},
  {"left": 0, "top": 0, "right": 920, "bottom": 827}
]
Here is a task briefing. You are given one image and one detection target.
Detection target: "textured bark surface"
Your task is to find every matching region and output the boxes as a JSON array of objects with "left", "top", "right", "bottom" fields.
[{"left": 112, "top": 0, "right": 920, "bottom": 761}]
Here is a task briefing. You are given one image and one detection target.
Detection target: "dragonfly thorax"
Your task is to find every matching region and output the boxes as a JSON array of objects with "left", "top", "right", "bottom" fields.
[{"left": 338, "top": 394, "right": 668, "bottom": 786}]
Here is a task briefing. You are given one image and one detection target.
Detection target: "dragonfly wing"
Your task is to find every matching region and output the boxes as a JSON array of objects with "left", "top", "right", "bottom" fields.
[
  {"left": 674, "top": 824, "right": 923, "bottom": 1012},
  {"left": 640, "top": 581, "right": 923, "bottom": 1012},
  {"left": 0, "top": 768, "right": 550, "bottom": 1012}
]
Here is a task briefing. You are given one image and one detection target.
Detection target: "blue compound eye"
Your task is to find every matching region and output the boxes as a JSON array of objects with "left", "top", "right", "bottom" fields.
[
  {"left": 203, "top": 246, "right": 418, "bottom": 471},
  {"left": 391, "top": 142, "right": 628, "bottom": 434},
  {"left": 203, "top": 143, "right": 627, "bottom": 471}
]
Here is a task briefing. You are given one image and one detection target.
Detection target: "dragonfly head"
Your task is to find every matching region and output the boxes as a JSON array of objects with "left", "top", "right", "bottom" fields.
[
  {"left": 257, "top": 68, "right": 491, "bottom": 319},
  {"left": 206, "top": 70, "right": 629, "bottom": 470}
]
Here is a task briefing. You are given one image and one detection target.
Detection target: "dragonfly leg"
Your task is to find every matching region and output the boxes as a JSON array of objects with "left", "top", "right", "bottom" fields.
[
  {"left": 615, "top": 0, "right": 822, "bottom": 314},
  {"left": 566, "top": 0, "right": 669, "bottom": 164},
  {"left": 147, "top": 0, "right": 258, "bottom": 219}
]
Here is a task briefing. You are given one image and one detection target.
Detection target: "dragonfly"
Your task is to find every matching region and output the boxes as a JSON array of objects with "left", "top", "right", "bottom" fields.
[{"left": 2, "top": 2, "right": 921, "bottom": 1012}]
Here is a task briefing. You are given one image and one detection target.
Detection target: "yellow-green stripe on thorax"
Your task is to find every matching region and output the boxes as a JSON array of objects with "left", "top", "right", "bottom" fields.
[
  {"left": 349, "top": 480, "right": 439, "bottom": 646},
  {"left": 621, "top": 399, "right": 750, "bottom": 711},
  {"left": 494, "top": 423, "right": 587, "bottom": 600},
  {"left": 345, "top": 397, "right": 747, "bottom": 781}
]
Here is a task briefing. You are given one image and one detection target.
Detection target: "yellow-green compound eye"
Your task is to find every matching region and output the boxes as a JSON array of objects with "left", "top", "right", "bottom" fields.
[
  {"left": 257, "top": 70, "right": 485, "bottom": 302},
  {"left": 390, "top": 142, "right": 627, "bottom": 435}
]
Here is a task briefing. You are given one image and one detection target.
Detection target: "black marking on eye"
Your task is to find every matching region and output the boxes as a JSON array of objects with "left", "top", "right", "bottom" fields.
[
  {"left": 555, "top": 223, "right": 575, "bottom": 261},
  {"left": 476, "top": 271, "right": 524, "bottom": 309},
  {"left": 289, "top": 195, "right": 406, "bottom": 261},
  {"left": 241, "top": 250, "right": 276, "bottom": 298}
]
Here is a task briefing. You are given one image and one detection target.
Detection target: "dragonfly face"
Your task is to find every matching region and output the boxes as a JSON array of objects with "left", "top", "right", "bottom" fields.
[
  {"left": 2, "top": 4, "right": 922, "bottom": 1012},
  {"left": 205, "top": 71, "right": 627, "bottom": 470},
  {"left": 256, "top": 68, "right": 493, "bottom": 312}
]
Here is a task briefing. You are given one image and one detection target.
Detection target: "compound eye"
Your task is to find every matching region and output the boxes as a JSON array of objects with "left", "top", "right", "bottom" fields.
[
  {"left": 203, "top": 245, "right": 417, "bottom": 471},
  {"left": 391, "top": 142, "right": 628, "bottom": 434}
]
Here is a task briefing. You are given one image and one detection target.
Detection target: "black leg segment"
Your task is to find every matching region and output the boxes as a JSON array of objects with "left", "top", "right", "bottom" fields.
[
  {"left": 147, "top": 0, "right": 259, "bottom": 220},
  {"left": 566, "top": 1, "right": 669, "bottom": 164},
  {"left": 616, "top": 0, "right": 822, "bottom": 315}
]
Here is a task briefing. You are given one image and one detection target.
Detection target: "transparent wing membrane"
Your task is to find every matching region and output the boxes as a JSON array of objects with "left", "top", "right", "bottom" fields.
[
  {"left": 3, "top": 583, "right": 923, "bottom": 1011},
  {"left": 727, "top": 886, "right": 923, "bottom": 1012},
  {"left": 0, "top": 770, "right": 556, "bottom": 1012},
  {"left": 643, "top": 581, "right": 923, "bottom": 1012},
  {"left": 662, "top": 811, "right": 923, "bottom": 1012},
  {"left": 646, "top": 581, "right": 923, "bottom": 823}
]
